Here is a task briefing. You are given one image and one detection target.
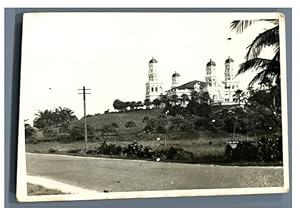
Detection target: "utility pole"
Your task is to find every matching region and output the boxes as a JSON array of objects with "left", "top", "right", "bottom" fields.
[{"left": 78, "top": 86, "right": 91, "bottom": 153}]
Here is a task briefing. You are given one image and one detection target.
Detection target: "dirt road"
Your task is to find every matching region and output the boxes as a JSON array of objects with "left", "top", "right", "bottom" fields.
[{"left": 26, "top": 153, "right": 284, "bottom": 193}]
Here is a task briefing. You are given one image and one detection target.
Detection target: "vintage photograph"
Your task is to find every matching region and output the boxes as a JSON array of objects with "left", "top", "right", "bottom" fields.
[{"left": 17, "top": 12, "right": 288, "bottom": 202}]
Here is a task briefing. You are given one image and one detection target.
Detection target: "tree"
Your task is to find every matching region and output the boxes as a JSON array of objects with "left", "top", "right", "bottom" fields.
[
  {"left": 125, "top": 121, "right": 137, "bottom": 131},
  {"left": 171, "top": 94, "right": 179, "bottom": 105},
  {"left": 144, "top": 98, "right": 152, "bottom": 108},
  {"left": 33, "top": 107, "right": 77, "bottom": 130},
  {"left": 199, "top": 91, "right": 211, "bottom": 104},
  {"left": 99, "top": 124, "right": 117, "bottom": 135},
  {"left": 111, "top": 122, "right": 119, "bottom": 129},
  {"left": 142, "top": 116, "right": 150, "bottom": 123},
  {"left": 230, "top": 19, "right": 280, "bottom": 87},
  {"left": 128, "top": 101, "right": 137, "bottom": 110},
  {"left": 25, "top": 123, "right": 36, "bottom": 142},
  {"left": 136, "top": 101, "right": 143, "bottom": 109},
  {"left": 160, "top": 94, "right": 170, "bottom": 107},
  {"left": 180, "top": 94, "right": 190, "bottom": 106},
  {"left": 153, "top": 98, "right": 161, "bottom": 108},
  {"left": 69, "top": 124, "right": 95, "bottom": 141},
  {"left": 113, "top": 99, "right": 127, "bottom": 111},
  {"left": 233, "top": 89, "right": 247, "bottom": 106},
  {"left": 33, "top": 109, "right": 55, "bottom": 129},
  {"left": 190, "top": 91, "right": 201, "bottom": 103}
]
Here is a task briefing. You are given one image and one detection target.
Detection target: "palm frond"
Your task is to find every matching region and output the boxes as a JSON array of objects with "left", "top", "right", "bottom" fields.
[
  {"left": 230, "top": 19, "right": 278, "bottom": 33},
  {"left": 230, "top": 20, "right": 256, "bottom": 33},
  {"left": 245, "top": 25, "right": 279, "bottom": 60},
  {"left": 249, "top": 70, "right": 269, "bottom": 86},
  {"left": 237, "top": 58, "right": 271, "bottom": 75}
]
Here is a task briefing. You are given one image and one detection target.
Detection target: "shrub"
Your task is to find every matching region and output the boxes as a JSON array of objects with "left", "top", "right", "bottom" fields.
[
  {"left": 69, "top": 124, "right": 96, "bottom": 141},
  {"left": 257, "top": 135, "right": 283, "bottom": 162},
  {"left": 67, "top": 149, "right": 82, "bottom": 154},
  {"left": 225, "top": 141, "right": 258, "bottom": 162},
  {"left": 48, "top": 148, "right": 57, "bottom": 153},
  {"left": 96, "top": 141, "right": 123, "bottom": 156},
  {"left": 123, "top": 142, "right": 154, "bottom": 159}
]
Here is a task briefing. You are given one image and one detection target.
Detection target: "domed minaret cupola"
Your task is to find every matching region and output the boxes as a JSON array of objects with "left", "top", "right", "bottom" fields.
[
  {"left": 205, "top": 59, "right": 217, "bottom": 87},
  {"left": 171, "top": 71, "right": 180, "bottom": 88},
  {"left": 145, "top": 57, "right": 163, "bottom": 101}
]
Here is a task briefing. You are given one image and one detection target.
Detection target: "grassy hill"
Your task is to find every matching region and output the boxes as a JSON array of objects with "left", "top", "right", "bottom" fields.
[{"left": 75, "top": 108, "right": 163, "bottom": 133}]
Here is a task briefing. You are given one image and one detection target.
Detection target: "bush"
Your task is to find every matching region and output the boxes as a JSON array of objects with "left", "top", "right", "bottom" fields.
[
  {"left": 96, "top": 141, "right": 123, "bottom": 156},
  {"left": 48, "top": 148, "right": 57, "bottom": 153},
  {"left": 69, "top": 124, "right": 96, "bottom": 142},
  {"left": 67, "top": 149, "right": 82, "bottom": 154},
  {"left": 257, "top": 135, "right": 283, "bottom": 162},
  {"left": 224, "top": 141, "right": 258, "bottom": 162},
  {"left": 155, "top": 147, "right": 193, "bottom": 161}
]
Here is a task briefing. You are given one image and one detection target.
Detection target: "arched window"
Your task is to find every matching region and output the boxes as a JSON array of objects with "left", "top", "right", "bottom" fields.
[
  {"left": 155, "top": 87, "right": 158, "bottom": 92},
  {"left": 151, "top": 87, "right": 154, "bottom": 92}
]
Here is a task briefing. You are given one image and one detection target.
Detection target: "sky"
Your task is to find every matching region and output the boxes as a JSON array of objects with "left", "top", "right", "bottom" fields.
[{"left": 20, "top": 12, "right": 279, "bottom": 124}]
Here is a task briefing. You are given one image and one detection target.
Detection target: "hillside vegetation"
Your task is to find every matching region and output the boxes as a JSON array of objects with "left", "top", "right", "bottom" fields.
[{"left": 75, "top": 108, "right": 163, "bottom": 133}]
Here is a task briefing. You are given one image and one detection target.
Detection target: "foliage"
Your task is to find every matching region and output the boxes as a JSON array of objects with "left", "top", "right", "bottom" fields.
[
  {"left": 69, "top": 123, "right": 96, "bottom": 141},
  {"left": 48, "top": 148, "right": 57, "bottom": 153},
  {"left": 144, "top": 98, "right": 152, "bottom": 108},
  {"left": 144, "top": 116, "right": 170, "bottom": 133},
  {"left": 25, "top": 124, "right": 36, "bottom": 142},
  {"left": 153, "top": 98, "right": 162, "bottom": 108},
  {"left": 94, "top": 141, "right": 123, "bottom": 155},
  {"left": 33, "top": 107, "right": 77, "bottom": 129},
  {"left": 224, "top": 135, "right": 282, "bottom": 162},
  {"left": 231, "top": 19, "right": 280, "bottom": 88},
  {"left": 233, "top": 89, "right": 247, "bottom": 106},
  {"left": 125, "top": 121, "right": 137, "bottom": 130},
  {"left": 86, "top": 141, "right": 194, "bottom": 161},
  {"left": 113, "top": 99, "right": 144, "bottom": 111},
  {"left": 123, "top": 142, "right": 154, "bottom": 158},
  {"left": 225, "top": 141, "right": 259, "bottom": 162},
  {"left": 98, "top": 123, "right": 119, "bottom": 135},
  {"left": 257, "top": 135, "right": 283, "bottom": 162}
]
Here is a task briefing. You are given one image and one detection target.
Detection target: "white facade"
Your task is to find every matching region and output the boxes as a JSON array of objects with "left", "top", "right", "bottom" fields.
[
  {"left": 145, "top": 57, "right": 164, "bottom": 101},
  {"left": 205, "top": 59, "right": 224, "bottom": 104},
  {"left": 145, "top": 57, "right": 240, "bottom": 106}
]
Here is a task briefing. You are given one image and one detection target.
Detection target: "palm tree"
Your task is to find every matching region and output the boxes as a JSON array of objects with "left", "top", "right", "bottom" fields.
[
  {"left": 233, "top": 89, "right": 246, "bottom": 106},
  {"left": 230, "top": 19, "right": 280, "bottom": 87},
  {"left": 33, "top": 109, "right": 55, "bottom": 129}
]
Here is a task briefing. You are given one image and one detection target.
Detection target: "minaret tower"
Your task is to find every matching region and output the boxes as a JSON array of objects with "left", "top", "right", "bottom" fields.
[
  {"left": 205, "top": 59, "right": 217, "bottom": 88},
  {"left": 224, "top": 56, "right": 239, "bottom": 103},
  {"left": 205, "top": 59, "right": 222, "bottom": 103},
  {"left": 171, "top": 71, "right": 180, "bottom": 88},
  {"left": 145, "top": 57, "right": 163, "bottom": 101}
]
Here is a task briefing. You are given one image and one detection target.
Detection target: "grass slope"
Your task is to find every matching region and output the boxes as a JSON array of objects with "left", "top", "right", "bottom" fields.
[{"left": 76, "top": 109, "right": 163, "bottom": 132}]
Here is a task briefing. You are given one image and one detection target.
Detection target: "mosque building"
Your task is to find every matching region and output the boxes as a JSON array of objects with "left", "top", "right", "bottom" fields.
[{"left": 145, "top": 56, "right": 239, "bottom": 105}]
